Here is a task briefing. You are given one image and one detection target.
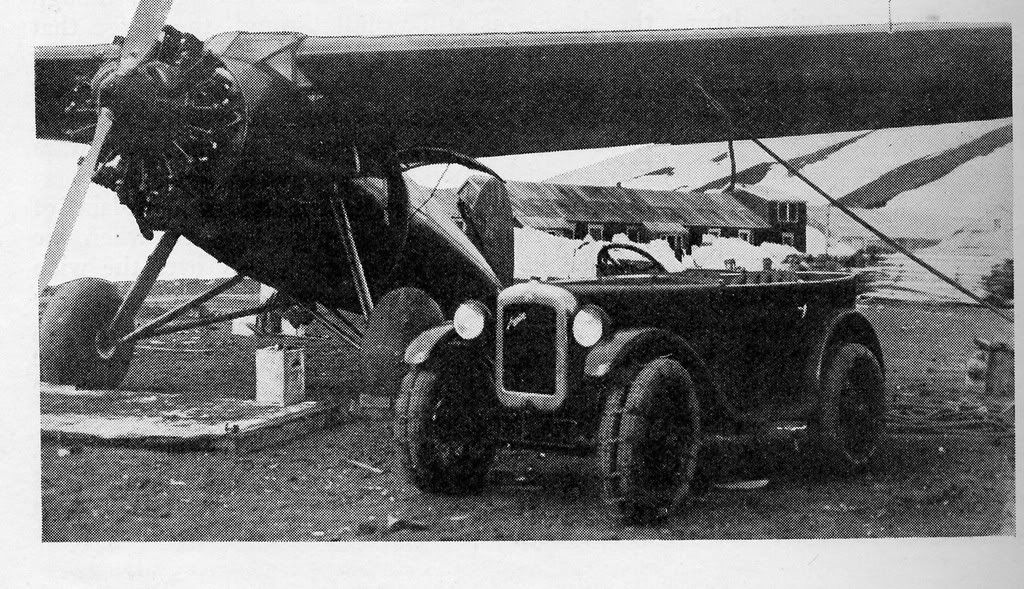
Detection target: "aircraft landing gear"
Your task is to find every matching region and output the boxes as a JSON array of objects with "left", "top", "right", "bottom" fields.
[
  {"left": 39, "top": 231, "right": 281, "bottom": 390},
  {"left": 39, "top": 278, "right": 135, "bottom": 389}
]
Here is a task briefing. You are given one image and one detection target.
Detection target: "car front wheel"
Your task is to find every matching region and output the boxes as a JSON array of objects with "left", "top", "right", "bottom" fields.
[
  {"left": 393, "top": 353, "right": 497, "bottom": 494},
  {"left": 600, "top": 357, "right": 702, "bottom": 524}
]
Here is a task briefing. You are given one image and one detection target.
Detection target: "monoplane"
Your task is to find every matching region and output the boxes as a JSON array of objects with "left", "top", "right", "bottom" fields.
[{"left": 35, "top": 0, "right": 1011, "bottom": 390}]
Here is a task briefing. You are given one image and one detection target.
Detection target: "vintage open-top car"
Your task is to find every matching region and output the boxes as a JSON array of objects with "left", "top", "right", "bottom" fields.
[{"left": 395, "top": 243, "right": 886, "bottom": 523}]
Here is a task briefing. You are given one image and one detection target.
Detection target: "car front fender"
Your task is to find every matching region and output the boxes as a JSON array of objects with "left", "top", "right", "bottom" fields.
[
  {"left": 585, "top": 327, "right": 671, "bottom": 378},
  {"left": 403, "top": 322, "right": 456, "bottom": 366},
  {"left": 586, "top": 326, "right": 730, "bottom": 412}
]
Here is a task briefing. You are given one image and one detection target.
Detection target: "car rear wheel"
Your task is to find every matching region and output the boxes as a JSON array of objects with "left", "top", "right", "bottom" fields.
[
  {"left": 600, "top": 357, "right": 701, "bottom": 524},
  {"left": 39, "top": 278, "right": 134, "bottom": 389},
  {"left": 393, "top": 354, "right": 497, "bottom": 494},
  {"left": 811, "top": 342, "right": 885, "bottom": 474}
]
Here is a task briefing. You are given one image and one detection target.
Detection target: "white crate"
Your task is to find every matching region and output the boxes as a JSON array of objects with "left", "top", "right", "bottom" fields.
[{"left": 256, "top": 346, "right": 306, "bottom": 407}]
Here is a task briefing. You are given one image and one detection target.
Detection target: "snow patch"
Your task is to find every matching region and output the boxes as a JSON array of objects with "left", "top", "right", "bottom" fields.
[
  {"left": 514, "top": 228, "right": 804, "bottom": 279},
  {"left": 687, "top": 237, "right": 801, "bottom": 270},
  {"left": 514, "top": 226, "right": 688, "bottom": 280}
]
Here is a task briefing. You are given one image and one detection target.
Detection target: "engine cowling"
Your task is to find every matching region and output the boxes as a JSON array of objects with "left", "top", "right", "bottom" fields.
[{"left": 83, "top": 28, "right": 329, "bottom": 238}]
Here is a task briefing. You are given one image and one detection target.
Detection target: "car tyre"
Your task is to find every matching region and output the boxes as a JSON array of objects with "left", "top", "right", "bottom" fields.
[
  {"left": 811, "top": 342, "right": 885, "bottom": 475},
  {"left": 600, "top": 357, "right": 701, "bottom": 524},
  {"left": 394, "top": 354, "right": 497, "bottom": 494},
  {"left": 39, "top": 278, "right": 134, "bottom": 389}
]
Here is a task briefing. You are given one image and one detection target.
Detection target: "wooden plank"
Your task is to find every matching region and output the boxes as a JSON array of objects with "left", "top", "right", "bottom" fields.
[
  {"left": 216, "top": 402, "right": 339, "bottom": 454},
  {"left": 41, "top": 386, "right": 338, "bottom": 453}
]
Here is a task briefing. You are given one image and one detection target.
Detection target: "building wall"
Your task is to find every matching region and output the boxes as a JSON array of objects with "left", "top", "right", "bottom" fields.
[
  {"left": 733, "top": 191, "right": 807, "bottom": 252},
  {"left": 571, "top": 221, "right": 644, "bottom": 242}
]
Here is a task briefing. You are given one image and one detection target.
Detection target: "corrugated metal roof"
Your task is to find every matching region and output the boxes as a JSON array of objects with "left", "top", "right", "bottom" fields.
[{"left": 477, "top": 178, "right": 770, "bottom": 229}]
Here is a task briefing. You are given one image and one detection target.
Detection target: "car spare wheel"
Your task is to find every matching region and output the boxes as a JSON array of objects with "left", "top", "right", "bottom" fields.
[
  {"left": 600, "top": 357, "right": 702, "bottom": 524},
  {"left": 39, "top": 277, "right": 134, "bottom": 389},
  {"left": 393, "top": 351, "right": 497, "bottom": 494},
  {"left": 811, "top": 342, "right": 885, "bottom": 475}
]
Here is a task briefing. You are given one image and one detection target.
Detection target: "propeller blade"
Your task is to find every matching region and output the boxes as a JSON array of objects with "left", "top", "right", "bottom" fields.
[
  {"left": 39, "top": 0, "right": 176, "bottom": 293},
  {"left": 38, "top": 108, "right": 115, "bottom": 294},
  {"left": 117, "top": 0, "right": 175, "bottom": 74}
]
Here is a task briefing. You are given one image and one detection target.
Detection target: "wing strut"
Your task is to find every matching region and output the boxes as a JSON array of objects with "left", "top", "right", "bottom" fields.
[
  {"left": 328, "top": 182, "right": 374, "bottom": 317},
  {"left": 693, "top": 80, "right": 1013, "bottom": 325}
]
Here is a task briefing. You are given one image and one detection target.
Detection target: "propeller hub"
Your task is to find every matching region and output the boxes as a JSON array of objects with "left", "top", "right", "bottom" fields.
[{"left": 94, "top": 60, "right": 175, "bottom": 146}]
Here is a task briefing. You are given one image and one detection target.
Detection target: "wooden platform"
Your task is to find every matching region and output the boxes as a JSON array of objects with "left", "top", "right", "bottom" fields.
[{"left": 41, "top": 384, "right": 338, "bottom": 453}]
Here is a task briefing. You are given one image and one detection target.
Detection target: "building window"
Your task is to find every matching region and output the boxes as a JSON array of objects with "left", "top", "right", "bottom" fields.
[
  {"left": 781, "top": 232, "right": 795, "bottom": 246},
  {"left": 704, "top": 228, "right": 721, "bottom": 244},
  {"left": 738, "top": 229, "right": 751, "bottom": 242},
  {"left": 587, "top": 224, "right": 605, "bottom": 241},
  {"left": 778, "top": 202, "right": 802, "bottom": 223}
]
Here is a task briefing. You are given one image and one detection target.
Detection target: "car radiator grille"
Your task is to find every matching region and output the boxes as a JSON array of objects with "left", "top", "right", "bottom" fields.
[{"left": 500, "top": 303, "right": 557, "bottom": 396}]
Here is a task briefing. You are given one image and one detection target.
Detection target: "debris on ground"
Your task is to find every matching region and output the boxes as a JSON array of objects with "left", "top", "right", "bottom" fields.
[
  {"left": 343, "top": 458, "right": 385, "bottom": 475},
  {"left": 384, "top": 515, "right": 430, "bottom": 536},
  {"left": 887, "top": 394, "right": 1013, "bottom": 438},
  {"left": 714, "top": 479, "right": 770, "bottom": 491},
  {"left": 355, "top": 520, "right": 379, "bottom": 536},
  {"left": 895, "top": 479, "right": 968, "bottom": 507}
]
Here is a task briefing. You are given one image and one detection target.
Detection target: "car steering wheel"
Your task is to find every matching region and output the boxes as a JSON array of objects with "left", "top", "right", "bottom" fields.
[{"left": 596, "top": 243, "right": 667, "bottom": 276}]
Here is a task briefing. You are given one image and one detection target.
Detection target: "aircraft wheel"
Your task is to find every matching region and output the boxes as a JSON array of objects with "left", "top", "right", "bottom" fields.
[
  {"left": 393, "top": 352, "right": 497, "bottom": 494},
  {"left": 39, "top": 278, "right": 134, "bottom": 389},
  {"left": 600, "top": 357, "right": 701, "bottom": 524},
  {"left": 361, "top": 288, "right": 445, "bottom": 408},
  {"left": 810, "top": 343, "right": 886, "bottom": 475}
]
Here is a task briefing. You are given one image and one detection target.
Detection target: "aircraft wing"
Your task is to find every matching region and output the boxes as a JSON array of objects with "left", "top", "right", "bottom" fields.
[
  {"left": 292, "top": 22, "right": 1010, "bottom": 156},
  {"left": 35, "top": 44, "right": 120, "bottom": 142},
  {"left": 36, "top": 22, "right": 1010, "bottom": 154}
]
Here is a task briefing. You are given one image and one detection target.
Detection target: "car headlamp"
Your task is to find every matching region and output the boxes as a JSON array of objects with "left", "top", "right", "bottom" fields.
[
  {"left": 572, "top": 304, "right": 609, "bottom": 347},
  {"left": 453, "top": 300, "right": 489, "bottom": 340}
]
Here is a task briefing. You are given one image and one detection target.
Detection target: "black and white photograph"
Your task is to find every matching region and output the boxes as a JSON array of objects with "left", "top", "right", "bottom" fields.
[{"left": 4, "top": 0, "right": 1020, "bottom": 585}]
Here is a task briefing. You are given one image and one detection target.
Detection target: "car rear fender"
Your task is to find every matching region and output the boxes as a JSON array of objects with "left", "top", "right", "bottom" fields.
[
  {"left": 803, "top": 308, "right": 885, "bottom": 403},
  {"left": 585, "top": 327, "right": 728, "bottom": 419}
]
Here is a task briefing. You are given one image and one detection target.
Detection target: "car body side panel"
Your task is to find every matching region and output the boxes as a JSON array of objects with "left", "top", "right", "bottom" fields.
[{"left": 563, "top": 272, "right": 858, "bottom": 419}]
